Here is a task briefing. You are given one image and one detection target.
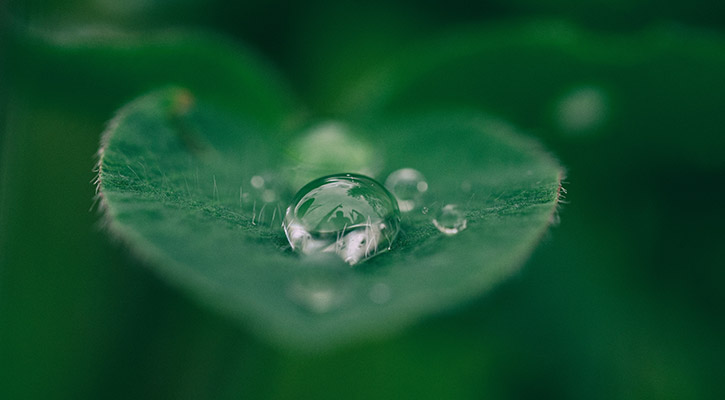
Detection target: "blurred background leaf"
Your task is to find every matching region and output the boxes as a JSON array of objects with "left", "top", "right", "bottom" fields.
[{"left": 1, "top": 0, "right": 724, "bottom": 399}]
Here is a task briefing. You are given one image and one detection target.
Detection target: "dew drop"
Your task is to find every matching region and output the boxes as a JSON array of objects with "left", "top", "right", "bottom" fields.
[
  {"left": 248, "top": 172, "right": 289, "bottom": 205},
  {"left": 433, "top": 204, "right": 468, "bottom": 235},
  {"left": 250, "top": 175, "right": 265, "bottom": 189},
  {"left": 384, "top": 168, "right": 428, "bottom": 212},
  {"left": 283, "top": 173, "right": 401, "bottom": 266}
]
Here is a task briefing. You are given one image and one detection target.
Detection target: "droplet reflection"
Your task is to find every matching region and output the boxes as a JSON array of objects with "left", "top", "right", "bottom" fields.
[
  {"left": 283, "top": 173, "right": 401, "bottom": 266},
  {"left": 433, "top": 204, "right": 468, "bottom": 235}
]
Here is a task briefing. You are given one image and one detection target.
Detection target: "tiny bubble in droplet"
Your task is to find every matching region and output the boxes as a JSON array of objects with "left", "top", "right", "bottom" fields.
[
  {"left": 433, "top": 204, "right": 468, "bottom": 235},
  {"left": 385, "top": 168, "right": 428, "bottom": 213}
]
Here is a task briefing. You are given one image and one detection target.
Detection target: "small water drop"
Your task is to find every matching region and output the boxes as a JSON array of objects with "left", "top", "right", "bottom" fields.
[
  {"left": 283, "top": 173, "right": 401, "bottom": 266},
  {"left": 251, "top": 175, "right": 265, "bottom": 189},
  {"left": 385, "top": 168, "right": 428, "bottom": 212},
  {"left": 248, "top": 172, "right": 288, "bottom": 205},
  {"left": 433, "top": 204, "right": 468, "bottom": 235}
]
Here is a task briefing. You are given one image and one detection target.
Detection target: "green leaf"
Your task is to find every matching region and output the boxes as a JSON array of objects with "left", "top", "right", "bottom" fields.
[{"left": 97, "top": 87, "right": 563, "bottom": 349}]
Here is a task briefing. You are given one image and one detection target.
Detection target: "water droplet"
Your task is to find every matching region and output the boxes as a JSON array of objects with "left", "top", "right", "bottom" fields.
[
  {"left": 287, "top": 256, "right": 351, "bottom": 313},
  {"left": 248, "top": 172, "right": 289, "bottom": 205},
  {"left": 384, "top": 168, "right": 428, "bottom": 212},
  {"left": 555, "top": 85, "right": 608, "bottom": 134},
  {"left": 369, "top": 283, "right": 392, "bottom": 304},
  {"left": 283, "top": 173, "right": 401, "bottom": 266},
  {"left": 250, "top": 175, "right": 265, "bottom": 189},
  {"left": 433, "top": 204, "right": 468, "bottom": 235}
]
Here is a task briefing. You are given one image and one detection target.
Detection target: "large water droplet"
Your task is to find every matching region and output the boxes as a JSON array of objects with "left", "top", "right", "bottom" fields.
[
  {"left": 283, "top": 173, "right": 401, "bottom": 265},
  {"left": 384, "top": 168, "right": 428, "bottom": 212},
  {"left": 433, "top": 204, "right": 468, "bottom": 235}
]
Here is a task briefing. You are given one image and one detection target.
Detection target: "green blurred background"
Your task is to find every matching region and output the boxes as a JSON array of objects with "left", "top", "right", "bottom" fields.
[{"left": 2, "top": 1, "right": 724, "bottom": 399}]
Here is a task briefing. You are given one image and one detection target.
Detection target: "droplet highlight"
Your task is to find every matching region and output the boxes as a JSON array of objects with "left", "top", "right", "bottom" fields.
[
  {"left": 433, "top": 204, "right": 468, "bottom": 235},
  {"left": 283, "top": 173, "right": 401, "bottom": 265},
  {"left": 384, "top": 168, "right": 428, "bottom": 212}
]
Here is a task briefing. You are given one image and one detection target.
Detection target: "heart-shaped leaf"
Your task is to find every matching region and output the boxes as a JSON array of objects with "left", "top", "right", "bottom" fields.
[{"left": 97, "top": 86, "right": 563, "bottom": 349}]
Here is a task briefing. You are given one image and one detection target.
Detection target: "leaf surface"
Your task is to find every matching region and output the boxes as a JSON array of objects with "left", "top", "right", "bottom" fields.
[{"left": 98, "top": 87, "right": 563, "bottom": 348}]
